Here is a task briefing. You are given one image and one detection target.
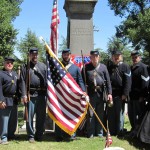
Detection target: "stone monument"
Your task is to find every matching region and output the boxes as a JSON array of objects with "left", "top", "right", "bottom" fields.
[{"left": 64, "top": 0, "right": 98, "bottom": 55}]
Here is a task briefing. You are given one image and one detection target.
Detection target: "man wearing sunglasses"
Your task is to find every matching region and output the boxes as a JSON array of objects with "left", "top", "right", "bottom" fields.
[{"left": 0, "top": 57, "right": 19, "bottom": 145}]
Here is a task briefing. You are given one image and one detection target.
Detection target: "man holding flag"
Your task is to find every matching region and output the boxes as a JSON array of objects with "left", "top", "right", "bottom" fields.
[
  {"left": 55, "top": 48, "right": 86, "bottom": 141},
  {"left": 49, "top": 0, "right": 88, "bottom": 141},
  {"left": 40, "top": 37, "right": 88, "bottom": 141}
]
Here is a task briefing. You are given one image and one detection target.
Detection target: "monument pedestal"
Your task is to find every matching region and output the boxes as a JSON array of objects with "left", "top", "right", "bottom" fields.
[{"left": 64, "top": 0, "right": 98, "bottom": 55}]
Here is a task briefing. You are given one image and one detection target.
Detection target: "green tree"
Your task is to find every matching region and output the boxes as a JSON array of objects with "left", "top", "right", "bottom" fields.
[
  {"left": 108, "top": 0, "right": 150, "bottom": 63},
  {"left": 17, "top": 29, "right": 46, "bottom": 63},
  {"left": 0, "top": 0, "right": 23, "bottom": 57},
  {"left": 58, "top": 36, "right": 67, "bottom": 58},
  {"left": 107, "top": 36, "right": 132, "bottom": 65},
  {"left": 107, "top": 36, "right": 125, "bottom": 54}
]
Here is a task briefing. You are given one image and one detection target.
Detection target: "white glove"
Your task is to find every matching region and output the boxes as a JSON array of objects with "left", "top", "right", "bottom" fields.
[
  {"left": 81, "top": 93, "right": 90, "bottom": 103},
  {"left": 85, "top": 95, "right": 90, "bottom": 103}
]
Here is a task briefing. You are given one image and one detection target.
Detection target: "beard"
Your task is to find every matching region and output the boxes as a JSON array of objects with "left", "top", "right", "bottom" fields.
[
  {"left": 31, "top": 58, "right": 37, "bottom": 64},
  {"left": 62, "top": 58, "right": 70, "bottom": 66}
]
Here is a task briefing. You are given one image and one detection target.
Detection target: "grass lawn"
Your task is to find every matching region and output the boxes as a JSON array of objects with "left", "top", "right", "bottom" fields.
[
  {"left": 0, "top": 104, "right": 149, "bottom": 150},
  {"left": 0, "top": 132, "right": 149, "bottom": 150}
]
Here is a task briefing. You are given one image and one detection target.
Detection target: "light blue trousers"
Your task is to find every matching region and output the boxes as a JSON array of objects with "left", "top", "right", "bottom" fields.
[
  {"left": 0, "top": 105, "right": 17, "bottom": 142},
  {"left": 26, "top": 96, "right": 46, "bottom": 139}
]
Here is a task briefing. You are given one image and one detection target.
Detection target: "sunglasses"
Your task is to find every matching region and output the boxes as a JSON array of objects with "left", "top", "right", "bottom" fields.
[
  {"left": 6, "top": 61, "right": 14, "bottom": 64},
  {"left": 132, "top": 56, "right": 139, "bottom": 59}
]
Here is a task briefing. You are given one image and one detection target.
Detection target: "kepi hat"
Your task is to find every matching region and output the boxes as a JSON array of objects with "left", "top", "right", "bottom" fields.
[{"left": 29, "top": 47, "right": 38, "bottom": 54}]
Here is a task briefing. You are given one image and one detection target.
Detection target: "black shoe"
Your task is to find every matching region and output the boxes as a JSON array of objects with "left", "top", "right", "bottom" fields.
[
  {"left": 35, "top": 136, "right": 42, "bottom": 141},
  {"left": 87, "top": 134, "right": 94, "bottom": 138},
  {"left": 117, "top": 131, "right": 124, "bottom": 137},
  {"left": 70, "top": 136, "right": 76, "bottom": 141},
  {"left": 8, "top": 135, "right": 19, "bottom": 141},
  {"left": 56, "top": 136, "right": 63, "bottom": 142}
]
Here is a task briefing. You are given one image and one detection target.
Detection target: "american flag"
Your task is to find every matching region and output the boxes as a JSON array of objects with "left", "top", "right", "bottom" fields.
[
  {"left": 50, "top": 0, "right": 60, "bottom": 55},
  {"left": 105, "top": 131, "right": 113, "bottom": 148},
  {"left": 105, "top": 120, "right": 113, "bottom": 148},
  {"left": 45, "top": 44, "right": 88, "bottom": 135}
]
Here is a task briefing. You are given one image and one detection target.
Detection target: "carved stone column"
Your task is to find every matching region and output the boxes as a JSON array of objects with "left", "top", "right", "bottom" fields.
[{"left": 64, "top": 0, "right": 98, "bottom": 55}]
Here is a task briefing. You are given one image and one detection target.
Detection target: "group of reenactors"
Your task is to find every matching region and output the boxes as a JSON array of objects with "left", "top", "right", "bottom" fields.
[{"left": 0, "top": 47, "right": 149, "bottom": 145}]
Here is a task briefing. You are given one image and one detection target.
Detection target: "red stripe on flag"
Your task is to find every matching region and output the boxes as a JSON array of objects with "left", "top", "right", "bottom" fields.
[
  {"left": 47, "top": 94, "right": 77, "bottom": 125},
  {"left": 47, "top": 76, "right": 85, "bottom": 120},
  {"left": 47, "top": 106, "right": 74, "bottom": 131},
  {"left": 50, "top": 0, "right": 60, "bottom": 55}
]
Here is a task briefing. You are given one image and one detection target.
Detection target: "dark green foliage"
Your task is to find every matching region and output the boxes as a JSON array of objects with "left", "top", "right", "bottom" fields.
[
  {"left": 108, "top": 0, "right": 150, "bottom": 57},
  {"left": 17, "top": 29, "right": 46, "bottom": 63},
  {"left": 0, "top": 0, "right": 23, "bottom": 57},
  {"left": 107, "top": 36, "right": 132, "bottom": 65}
]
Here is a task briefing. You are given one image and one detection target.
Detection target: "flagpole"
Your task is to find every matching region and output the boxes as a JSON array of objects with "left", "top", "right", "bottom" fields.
[{"left": 56, "top": 0, "right": 58, "bottom": 57}]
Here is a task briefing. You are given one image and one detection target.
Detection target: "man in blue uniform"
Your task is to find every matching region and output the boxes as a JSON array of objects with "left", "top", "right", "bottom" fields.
[
  {"left": 20, "top": 48, "right": 47, "bottom": 143},
  {"left": 83, "top": 50, "right": 112, "bottom": 138},
  {"left": 138, "top": 66, "right": 150, "bottom": 144},
  {"left": 128, "top": 50, "right": 149, "bottom": 138},
  {"left": 107, "top": 50, "right": 131, "bottom": 136},
  {"left": 0, "top": 57, "right": 19, "bottom": 145},
  {"left": 55, "top": 48, "right": 86, "bottom": 141}
]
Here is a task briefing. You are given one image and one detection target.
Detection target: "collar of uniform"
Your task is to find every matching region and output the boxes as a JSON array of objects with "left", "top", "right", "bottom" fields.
[
  {"left": 62, "top": 60, "right": 73, "bottom": 67},
  {"left": 132, "top": 61, "right": 141, "bottom": 67},
  {"left": 3, "top": 69, "right": 13, "bottom": 75},
  {"left": 118, "top": 61, "right": 123, "bottom": 65},
  {"left": 115, "top": 61, "right": 123, "bottom": 67},
  {"left": 91, "top": 62, "right": 100, "bottom": 68},
  {"left": 30, "top": 61, "right": 39, "bottom": 68}
]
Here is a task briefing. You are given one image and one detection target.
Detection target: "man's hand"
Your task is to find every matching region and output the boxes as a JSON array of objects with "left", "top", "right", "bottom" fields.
[
  {"left": 0, "top": 101, "right": 6, "bottom": 109},
  {"left": 82, "top": 92, "right": 90, "bottom": 103},
  {"left": 139, "top": 97, "right": 144, "bottom": 103},
  {"left": 107, "top": 94, "right": 112, "bottom": 101},
  {"left": 107, "top": 94, "right": 113, "bottom": 107},
  {"left": 21, "top": 96, "right": 28, "bottom": 104},
  {"left": 122, "top": 95, "right": 127, "bottom": 101}
]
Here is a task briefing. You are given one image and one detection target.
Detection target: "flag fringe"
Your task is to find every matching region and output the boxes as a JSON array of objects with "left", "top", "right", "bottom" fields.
[{"left": 47, "top": 104, "right": 88, "bottom": 135}]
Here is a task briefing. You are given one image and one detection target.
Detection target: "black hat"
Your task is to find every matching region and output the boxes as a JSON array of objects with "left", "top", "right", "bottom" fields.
[
  {"left": 131, "top": 50, "right": 140, "bottom": 56},
  {"left": 112, "top": 50, "right": 122, "bottom": 55},
  {"left": 62, "top": 48, "right": 71, "bottom": 54},
  {"left": 90, "top": 50, "right": 100, "bottom": 55},
  {"left": 4, "top": 57, "right": 15, "bottom": 62},
  {"left": 29, "top": 47, "right": 38, "bottom": 54}
]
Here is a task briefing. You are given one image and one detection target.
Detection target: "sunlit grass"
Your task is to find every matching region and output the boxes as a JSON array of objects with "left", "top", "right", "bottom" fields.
[{"left": 1, "top": 104, "right": 148, "bottom": 150}]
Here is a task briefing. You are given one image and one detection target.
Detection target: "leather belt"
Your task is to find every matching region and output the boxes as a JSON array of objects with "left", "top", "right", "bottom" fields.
[
  {"left": 30, "top": 88, "right": 46, "bottom": 91},
  {"left": 4, "top": 95, "right": 16, "bottom": 98}
]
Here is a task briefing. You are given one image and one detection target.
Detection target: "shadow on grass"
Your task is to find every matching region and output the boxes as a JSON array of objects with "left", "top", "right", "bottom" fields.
[
  {"left": 117, "top": 135, "right": 150, "bottom": 150},
  {"left": 14, "top": 132, "right": 79, "bottom": 143}
]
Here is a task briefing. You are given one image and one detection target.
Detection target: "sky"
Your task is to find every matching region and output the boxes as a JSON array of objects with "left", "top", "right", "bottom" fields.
[{"left": 13, "top": 0, "right": 123, "bottom": 57}]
